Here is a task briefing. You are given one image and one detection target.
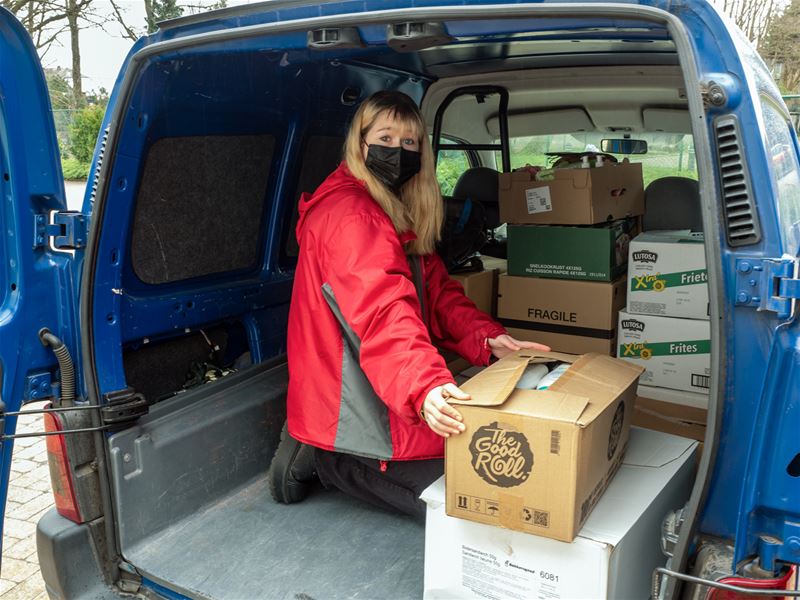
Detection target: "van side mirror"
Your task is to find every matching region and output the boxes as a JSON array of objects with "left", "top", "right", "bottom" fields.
[{"left": 601, "top": 139, "right": 648, "bottom": 154}]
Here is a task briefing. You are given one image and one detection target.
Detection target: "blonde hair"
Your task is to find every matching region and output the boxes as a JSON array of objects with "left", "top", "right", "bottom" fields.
[{"left": 344, "top": 91, "right": 443, "bottom": 256}]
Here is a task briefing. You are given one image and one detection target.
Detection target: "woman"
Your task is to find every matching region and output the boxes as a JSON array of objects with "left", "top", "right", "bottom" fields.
[{"left": 269, "top": 90, "right": 548, "bottom": 519}]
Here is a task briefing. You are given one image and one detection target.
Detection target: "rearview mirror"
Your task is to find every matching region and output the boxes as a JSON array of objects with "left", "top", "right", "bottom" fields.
[{"left": 601, "top": 139, "right": 648, "bottom": 154}]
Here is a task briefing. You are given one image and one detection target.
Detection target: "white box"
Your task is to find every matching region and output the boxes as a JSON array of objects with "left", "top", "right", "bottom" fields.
[
  {"left": 627, "top": 232, "right": 709, "bottom": 320},
  {"left": 423, "top": 428, "right": 697, "bottom": 600},
  {"left": 618, "top": 311, "right": 711, "bottom": 393}
]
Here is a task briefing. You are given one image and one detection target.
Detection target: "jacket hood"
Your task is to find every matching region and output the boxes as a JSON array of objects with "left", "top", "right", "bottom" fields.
[{"left": 296, "top": 162, "right": 366, "bottom": 245}]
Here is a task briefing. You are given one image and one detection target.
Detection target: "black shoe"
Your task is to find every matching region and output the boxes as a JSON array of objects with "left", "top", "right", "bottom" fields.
[{"left": 268, "top": 422, "right": 317, "bottom": 504}]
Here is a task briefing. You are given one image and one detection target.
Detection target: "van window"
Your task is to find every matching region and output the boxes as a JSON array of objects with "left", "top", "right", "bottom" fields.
[
  {"left": 760, "top": 96, "right": 800, "bottom": 255},
  {"left": 437, "top": 148, "right": 470, "bottom": 196},
  {"left": 499, "top": 133, "right": 697, "bottom": 188},
  {"left": 131, "top": 134, "right": 276, "bottom": 284}
]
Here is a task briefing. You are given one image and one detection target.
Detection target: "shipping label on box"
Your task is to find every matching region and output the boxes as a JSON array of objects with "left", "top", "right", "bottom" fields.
[
  {"left": 497, "top": 275, "right": 625, "bottom": 355},
  {"left": 508, "top": 218, "right": 637, "bottom": 282},
  {"left": 617, "top": 311, "right": 710, "bottom": 393},
  {"left": 445, "top": 350, "right": 644, "bottom": 542},
  {"left": 498, "top": 162, "right": 645, "bottom": 225},
  {"left": 627, "top": 232, "right": 709, "bottom": 320}
]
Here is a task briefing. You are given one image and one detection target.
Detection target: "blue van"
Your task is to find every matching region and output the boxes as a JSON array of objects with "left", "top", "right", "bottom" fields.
[{"left": 1, "top": 0, "right": 799, "bottom": 597}]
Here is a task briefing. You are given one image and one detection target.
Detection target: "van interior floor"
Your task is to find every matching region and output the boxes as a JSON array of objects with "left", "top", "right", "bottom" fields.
[
  {"left": 124, "top": 477, "right": 425, "bottom": 600},
  {"left": 108, "top": 361, "right": 425, "bottom": 600}
]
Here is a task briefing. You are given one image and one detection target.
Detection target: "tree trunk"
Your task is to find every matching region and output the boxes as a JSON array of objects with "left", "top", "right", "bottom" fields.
[
  {"left": 144, "top": 0, "right": 156, "bottom": 33},
  {"left": 67, "top": 0, "right": 83, "bottom": 107}
]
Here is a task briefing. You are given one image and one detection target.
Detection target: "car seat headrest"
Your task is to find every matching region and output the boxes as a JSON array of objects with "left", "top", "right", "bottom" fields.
[
  {"left": 452, "top": 167, "right": 499, "bottom": 205},
  {"left": 643, "top": 176, "right": 702, "bottom": 232},
  {"left": 452, "top": 167, "right": 501, "bottom": 229}
]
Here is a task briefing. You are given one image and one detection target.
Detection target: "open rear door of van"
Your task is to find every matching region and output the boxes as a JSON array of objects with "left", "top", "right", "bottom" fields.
[{"left": 0, "top": 7, "right": 83, "bottom": 566}]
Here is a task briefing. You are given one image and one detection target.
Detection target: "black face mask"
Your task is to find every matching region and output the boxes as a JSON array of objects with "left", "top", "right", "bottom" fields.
[{"left": 364, "top": 144, "right": 421, "bottom": 192}]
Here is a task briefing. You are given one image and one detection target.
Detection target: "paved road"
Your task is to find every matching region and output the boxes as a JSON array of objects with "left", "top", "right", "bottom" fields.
[
  {"left": 65, "top": 179, "right": 87, "bottom": 211},
  {"left": 1, "top": 402, "right": 53, "bottom": 599}
]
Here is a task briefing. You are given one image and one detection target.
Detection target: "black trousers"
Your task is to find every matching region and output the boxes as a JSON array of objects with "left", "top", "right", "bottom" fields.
[{"left": 314, "top": 449, "right": 443, "bottom": 520}]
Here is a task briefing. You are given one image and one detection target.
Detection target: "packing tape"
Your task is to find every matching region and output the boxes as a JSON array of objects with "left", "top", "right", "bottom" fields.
[{"left": 498, "top": 492, "right": 524, "bottom": 530}]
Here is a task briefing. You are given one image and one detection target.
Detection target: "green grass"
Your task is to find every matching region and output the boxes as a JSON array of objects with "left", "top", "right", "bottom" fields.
[{"left": 641, "top": 165, "right": 697, "bottom": 188}]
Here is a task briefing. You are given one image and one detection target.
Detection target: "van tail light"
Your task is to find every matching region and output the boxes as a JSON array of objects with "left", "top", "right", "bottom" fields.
[
  {"left": 706, "top": 565, "right": 796, "bottom": 599},
  {"left": 43, "top": 406, "right": 82, "bottom": 523}
]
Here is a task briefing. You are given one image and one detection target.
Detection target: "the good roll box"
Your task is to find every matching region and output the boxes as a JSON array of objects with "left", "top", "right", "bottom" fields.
[{"left": 427, "top": 349, "right": 697, "bottom": 599}]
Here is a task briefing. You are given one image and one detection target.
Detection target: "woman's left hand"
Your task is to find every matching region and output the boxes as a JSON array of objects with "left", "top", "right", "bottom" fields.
[{"left": 488, "top": 334, "right": 551, "bottom": 360}]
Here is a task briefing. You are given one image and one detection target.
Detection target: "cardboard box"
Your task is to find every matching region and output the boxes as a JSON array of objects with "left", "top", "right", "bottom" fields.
[
  {"left": 633, "top": 396, "right": 706, "bottom": 442},
  {"left": 424, "top": 427, "right": 698, "bottom": 599},
  {"left": 497, "top": 275, "right": 625, "bottom": 356},
  {"left": 451, "top": 269, "right": 495, "bottom": 316},
  {"left": 445, "top": 350, "right": 644, "bottom": 542},
  {"left": 637, "top": 383, "right": 709, "bottom": 410},
  {"left": 506, "top": 327, "right": 617, "bottom": 355},
  {"left": 627, "top": 232, "right": 709, "bottom": 320},
  {"left": 498, "top": 162, "right": 644, "bottom": 225},
  {"left": 440, "top": 258, "right": 507, "bottom": 373},
  {"left": 617, "top": 311, "right": 711, "bottom": 393},
  {"left": 507, "top": 218, "right": 637, "bottom": 282}
]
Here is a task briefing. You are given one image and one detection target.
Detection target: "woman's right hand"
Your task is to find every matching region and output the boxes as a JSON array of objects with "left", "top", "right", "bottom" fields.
[{"left": 422, "top": 383, "right": 470, "bottom": 438}]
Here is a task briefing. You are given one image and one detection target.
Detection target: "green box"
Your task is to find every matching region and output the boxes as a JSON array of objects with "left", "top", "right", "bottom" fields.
[{"left": 508, "top": 218, "right": 637, "bottom": 281}]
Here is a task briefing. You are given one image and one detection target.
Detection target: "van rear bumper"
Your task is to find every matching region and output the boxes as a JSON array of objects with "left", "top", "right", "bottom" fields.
[{"left": 36, "top": 508, "right": 121, "bottom": 600}]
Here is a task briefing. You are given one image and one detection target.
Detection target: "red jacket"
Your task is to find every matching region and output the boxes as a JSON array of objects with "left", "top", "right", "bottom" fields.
[{"left": 287, "top": 163, "right": 506, "bottom": 461}]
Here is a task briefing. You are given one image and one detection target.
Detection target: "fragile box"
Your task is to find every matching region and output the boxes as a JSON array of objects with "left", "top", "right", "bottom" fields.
[
  {"left": 497, "top": 275, "right": 625, "bottom": 356},
  {"left": 628, "top": 232, "right": 709, "bottom": 320},
  {"left": 507, "top": 218, "right": 637, "bottom": 282},
  {"left": 498, "top": 162, "right": 644, "bottom": 225},
  {"left": 425, "top": 427, "right": 698, "bottom": 599},
  {"left": 618, "top": 311, "right": 711, "bottom": 393},
  {"left": 445, "top": 350, "right": 644, "bottom": 542}
]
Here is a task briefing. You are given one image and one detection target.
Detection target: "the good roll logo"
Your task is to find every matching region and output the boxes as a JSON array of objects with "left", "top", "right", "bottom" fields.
[{"left": 469, "top": 422, "right": 533, "bottom": 487}]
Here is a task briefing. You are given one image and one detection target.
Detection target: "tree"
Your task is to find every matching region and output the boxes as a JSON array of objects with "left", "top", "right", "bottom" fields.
[
  {"left": 68, "top": 104, "right": 105, "bottom": 164},
  {"left": 762, "top": 0, "right": 800, "bottom": 92},
  {"left": 146, "top": 0, "right": 183, "bottom": 33},
  {"left": 715, "top": 0, "right": 783, "bottom": 48},
  {"left": 2, "top": 0, "right": 71, "bottom": 55},
  {"left": 111, "top": 0, "right": 227, "bottom": 41},
  {"left": 45, "top": 68, "right": 74, "bottom": 110},
  {"left": 65, "top": 0, "right": 92, "bottom": 107}
]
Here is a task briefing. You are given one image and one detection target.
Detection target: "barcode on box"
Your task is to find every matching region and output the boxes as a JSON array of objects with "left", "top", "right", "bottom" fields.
[
  {"left": 550, "top": 430, "right": 561, "bottom": 455},
  {"left": 691, "top": 374, "right": 710, "bottom": 389},
  {"left": 534, "top": 510, "right": 549, "bottom": 527}
]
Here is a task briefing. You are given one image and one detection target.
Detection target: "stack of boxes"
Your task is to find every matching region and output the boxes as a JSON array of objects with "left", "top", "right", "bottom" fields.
[
  {"left": 423, "top": 161, "right": 707, "bottom": 599},
  {"left": 496, "top": 160, "right": 645, "bottom": 356},
  {"left": 617, "top": 232, "right": 710, "bottom": 394}
]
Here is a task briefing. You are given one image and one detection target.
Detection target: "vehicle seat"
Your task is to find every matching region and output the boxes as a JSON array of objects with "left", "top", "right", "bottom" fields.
[
  {"left": 452, "top": 166, "right": 501, "bottom": 229},
  {"left": 643, "top": 176, "right": 703, "bottom": 232}
]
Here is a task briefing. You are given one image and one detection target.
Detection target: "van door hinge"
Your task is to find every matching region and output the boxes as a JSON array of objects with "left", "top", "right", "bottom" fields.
[
  {"left": 34, "top": 211, "right": 88, "bottom": 250},
  {"left": 735, "top": 257, "right": 800, "bottom": 319}
]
